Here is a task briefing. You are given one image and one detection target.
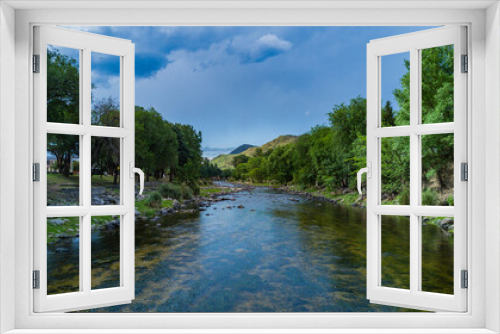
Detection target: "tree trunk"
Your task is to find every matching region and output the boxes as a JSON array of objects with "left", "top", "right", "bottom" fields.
[
  {"left": 113, "top": 166, "right": 118, "bottom": 185},
  {"left": 62, "top": 153, "right": 71, "bottom": 177}
]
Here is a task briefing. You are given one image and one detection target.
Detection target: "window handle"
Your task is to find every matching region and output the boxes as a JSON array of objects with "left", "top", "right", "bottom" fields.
[
  {"left": 129, "top": 162, "right": 144, "bottom": 195},
  {"left": 357, "top": 162, "right": 371, "bottom": 195}
]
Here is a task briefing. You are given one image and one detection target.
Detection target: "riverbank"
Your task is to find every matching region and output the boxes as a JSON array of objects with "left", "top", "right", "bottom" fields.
[
  {"left": 47, "top": 182, "right": 248, "bottom": 243},
  {"left": 231, "top": 181, "right": 454, "bottom": 233}
]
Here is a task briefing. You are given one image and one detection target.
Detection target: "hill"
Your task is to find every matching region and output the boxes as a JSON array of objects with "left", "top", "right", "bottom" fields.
[
  {"left": 212, "top": 135, "right": 298, "bottom": 169},
  {"left": 230, "top": 144, "right": 256, "bottom": 155}
]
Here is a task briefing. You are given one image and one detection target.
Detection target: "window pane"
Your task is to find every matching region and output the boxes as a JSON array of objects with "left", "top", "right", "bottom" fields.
[
  {"left": 381, "top": 52, "right": 410, "bottom": 127},
  {"left": 421, "top": 216, "right": 454, "bottom": 294},
  {"left": 421, "top": 45, "right": 454, "bottom": 124},
  {"left": 91, "top": 215, "right": 121, "bottom": 290},
  {"left": 421, "top": 133, "right": 454, "bottom": 206},
  {"left": 91, "top": 52, "right": 121, "bottom": 127},
  {"left": 91, "top": 137, "right": 121, "bottom": 205},
  {"left": 381, "top": 137, "right": 410, "bottom": 205},
  {"left": 47, "top": 134, "right": 80, "bottom": 206},
  {"left": 47, "top": 45, "right": 80, "bottom": 124},
  {"left": 381, "top": 215, "right": 410, "bottom": 290},
  {"left": 47, "top": 216, "right": 80, "bottom": 295}
]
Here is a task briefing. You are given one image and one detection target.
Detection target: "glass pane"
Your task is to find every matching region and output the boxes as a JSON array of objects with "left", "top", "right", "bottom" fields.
[
  {"left": 47, "top": 134, "right": 80, "bottom": 206},
  {"left": 91, "top": 137, "right": 121, "bottom": 205},
  {"left": 91, "top": 52, "right": 121, "bottom": 127},
  {"left": 421, "top": 216, "right": 454, "bottom": 294},
  {"left": 381, "top": 136, "right": 410, "bottom": 205},
  {"left": 91, "top": 215, "right": 121, "bottom": 290},
  {"left": 47, "top": 216, "right": 80, "bottom": 295},
  {"left": 381, "top": 52, "right": 410, "bottom": 127},
  {"left": 421, "top": 45, "right": 454, "bottom": 124},
  {"left": 421, "top": 133, "right": 454, "bottom": 206},
  {"left": 381, "top": 215, "right": 410, "bottom": 290},
  {"left": 47, "top": 45, "right": 80, "bottom": 124}
]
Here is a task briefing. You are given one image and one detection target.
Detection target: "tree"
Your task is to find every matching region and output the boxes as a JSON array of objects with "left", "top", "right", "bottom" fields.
[
  {"left": 46, "top": 48, "right": 80, "bottom": 177},
  {"left": 172, "top": 124, "right": 202, "bottom": 182},
  {"left": 135, "top": 106, "right": 179, "bottom": 181},
  {"left": 393, "top": 45, "right": 454, "bottom": 191},
  {"left": 232, "top": 155, "right": 250, "bottom": 168},
  {"left": 381, "top": 100, "right": 396, "bottom": 127}
]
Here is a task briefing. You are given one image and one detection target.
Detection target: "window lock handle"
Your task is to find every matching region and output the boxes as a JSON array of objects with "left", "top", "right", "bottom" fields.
[
  {"left": 357, "top": 162, "right": 371, "bottom": 195},
  {"left": 129, "top": 162, "right": 144, "bottom": 195}
]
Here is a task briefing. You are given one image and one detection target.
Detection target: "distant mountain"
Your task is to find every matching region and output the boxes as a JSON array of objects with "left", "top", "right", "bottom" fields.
[
  {"left": 212, "top": 135, "right": 298, "bottom": 169},
  {"left": 230, "top": 144, "right": 256, "bottom": 155},
  {"left": 202, "top": 147, "right": 235, "bottom": 159}
]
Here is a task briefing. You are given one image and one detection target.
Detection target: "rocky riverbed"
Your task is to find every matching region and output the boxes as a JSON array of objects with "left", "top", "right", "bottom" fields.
[{"left": 47, "top": 184, "right": 248, "bottom": 243}]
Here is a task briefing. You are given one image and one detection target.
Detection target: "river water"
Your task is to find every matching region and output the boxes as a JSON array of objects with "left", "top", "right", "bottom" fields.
[{"left": 47, "top": 184, "right": 454, "bottom": 312}]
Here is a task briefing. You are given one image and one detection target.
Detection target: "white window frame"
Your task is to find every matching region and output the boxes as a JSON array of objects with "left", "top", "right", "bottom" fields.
[
  {"left": 1, "top": 1, "right": 499, "bottom": 333},
  {"left": 366, "top": 26, "right": 467, "bottom": 312}
]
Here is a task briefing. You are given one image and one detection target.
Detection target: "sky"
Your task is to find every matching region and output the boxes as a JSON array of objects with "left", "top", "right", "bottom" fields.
[{"left": 65, "top": 26, "right": 433, "bottom": 158}]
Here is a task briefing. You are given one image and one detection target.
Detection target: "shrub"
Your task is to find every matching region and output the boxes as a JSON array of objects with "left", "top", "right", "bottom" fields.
[
  {"left": 158, "top": 183, "right": 181, "bottom": 200},
  {"left": 398, "top": 187, "right": 410, "bottom": 205},
  {"left": 146, "top": 192, "right": 162, "bottom": 208},
  {"left": 187, "top": 181, "right": 200, "bottom": 196},
  {"left": 180, "top": 183, "right": 194, "bottom": 200},
  {"left": 422, "top": 188, "right": 438, "bottom": 206},
  {"left": 447, "top": 194, "right": 454, "bottom": 206}
]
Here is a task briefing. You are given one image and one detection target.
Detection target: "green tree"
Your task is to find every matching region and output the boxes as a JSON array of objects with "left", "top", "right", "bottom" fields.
[
  {"left": 135, "top": 106, "right": 179, "bottom": 181},
  {"left": 393, "top": 45, "right": 454, "bottom": 192},
  {"left": 47, "top": 48, "right": 80, "bottom": 177},
  {"left": 381, "top": 100, "right": 396, "bottom": 127},
  {"left": 232, "top": 154, "right": 250, "bottom": 168}
]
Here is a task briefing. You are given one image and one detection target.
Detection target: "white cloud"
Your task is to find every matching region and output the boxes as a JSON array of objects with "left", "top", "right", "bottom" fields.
[{"left": 254, "top": 34, "right": 292, "bottom": 52}]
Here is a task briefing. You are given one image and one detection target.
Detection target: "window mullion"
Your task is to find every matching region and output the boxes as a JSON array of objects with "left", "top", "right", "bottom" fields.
[
  {"left": 82, "top": 48, "right": 92, "bottom": 295},
  {"left": 409, "top": 47, "right": 420, "bottom": 294}
]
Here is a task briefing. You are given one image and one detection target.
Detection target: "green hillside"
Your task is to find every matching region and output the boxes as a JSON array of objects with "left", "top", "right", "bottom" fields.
[{"left": 212, "top": 135, "right": 298, "bottom": 169}]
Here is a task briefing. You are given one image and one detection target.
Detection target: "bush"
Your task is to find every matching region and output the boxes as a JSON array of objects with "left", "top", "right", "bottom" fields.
[
  {"left": 146, "top": 192, "right": 162, "bottom": 208},
  {"left": 158, "top": 183, "right": 181, "bottom": 200},
  {"left": 447, "top": 194, "right": 454, "bottom": 206},
  {"left": 187, "top": 181, "right": 200, "bottom": 196},
  {"left": 422, "top": 189, "right": 438, "bottom": 206},
  {"left": 180, "top": 183, "right": 194, "bottom": 200},
  {"left": 398, "top": 188, "right": 410, "bottom": 205}
]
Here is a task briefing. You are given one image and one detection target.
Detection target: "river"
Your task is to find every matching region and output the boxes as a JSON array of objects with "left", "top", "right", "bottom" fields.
[{"left": 47, "top": 184, "right": 454, "bottom": 312}]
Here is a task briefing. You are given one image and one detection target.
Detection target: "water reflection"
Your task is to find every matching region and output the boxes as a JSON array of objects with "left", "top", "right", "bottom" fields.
[{"left": 46, "top": 187, "right": 454, "bottom": 312}]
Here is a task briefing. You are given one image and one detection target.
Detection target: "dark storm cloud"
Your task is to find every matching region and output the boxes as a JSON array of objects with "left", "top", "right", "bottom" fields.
[{"left": 82, "top": 26, "right": 293, "bottom": 80}]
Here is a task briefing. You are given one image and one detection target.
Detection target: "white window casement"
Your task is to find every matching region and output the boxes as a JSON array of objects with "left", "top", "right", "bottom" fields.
[
  {"left": 33, "top": 26, "right": 136, "bottom": 313},
  {"left": 0, "top": 1, "right": 499, "bottom": 334},
  {"left": 365, "top": 26, "right": 468, "bottom": 312}
]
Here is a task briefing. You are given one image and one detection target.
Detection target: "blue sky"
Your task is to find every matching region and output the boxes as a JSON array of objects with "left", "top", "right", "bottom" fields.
[{"left": 68, "top": 26, "right": 433, "bottom": 158}]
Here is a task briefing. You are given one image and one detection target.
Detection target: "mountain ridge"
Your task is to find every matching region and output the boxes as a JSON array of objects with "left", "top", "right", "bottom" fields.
[
  {"left": 230, "top": 144, "right": 256, "bottom": 155},
  {"left": 212, "top": 135, "right": 298, "bottom": 169}
]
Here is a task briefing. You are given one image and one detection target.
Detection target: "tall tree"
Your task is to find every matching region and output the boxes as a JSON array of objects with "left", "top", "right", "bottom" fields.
[{"left": 47, "top": 48, "right": 80, "bottom": 177}]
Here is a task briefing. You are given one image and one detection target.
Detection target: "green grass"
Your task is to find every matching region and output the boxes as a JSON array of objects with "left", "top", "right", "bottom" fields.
[
  {"left": 47, "top": 173, "right": 119, "bottom": 188},
  {"left": 135, "top": 197, "right": 173, "bottom": 217},
  {"left": 47, "top": 217, "right": 80, "bottom": 243},
  {"left": 200, "top": 187, "right": 231, "bottom": 197}
]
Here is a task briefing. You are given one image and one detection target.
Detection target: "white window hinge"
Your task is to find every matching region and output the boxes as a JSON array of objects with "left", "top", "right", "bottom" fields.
[
  {"left": 33, "top": 54, "right": 40, "bottom": 73},
  {"left": 461, "top": 270, "right": 468, "bottom": 289},
  {"left": 461, "top": 162, "right": 468, "bottom": 182},
  {"left": 33, "top": 163, "right": 40, "bottom": 182},
  {"left": 461, "top": 54, "right": 468, "bottom": 73},
  {"left": 33, "top": 270, "right": 40, "bottom": 289}
]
